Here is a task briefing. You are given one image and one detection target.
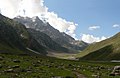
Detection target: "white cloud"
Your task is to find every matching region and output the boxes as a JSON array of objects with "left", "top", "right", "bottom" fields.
[
  {"left": 0, "top": 0, "right": 21, "bottom": 18},
  {"left": 81, "top": 34, "right": 107, "bottom": 43},
  {"left": 0, "top": 0, "right": 77, "bottom": 39},
  {"left": 88, "top": 26, "right": 100, "bottom": 30},
  {"left": 0, "top": 0, "right": 47, "bottom": 17},
  {"left": 113, "top": 24, "right": 120, "bottom": 28},
  {"left": 18, "top": 0, "right": 48, "bottom": 17}
]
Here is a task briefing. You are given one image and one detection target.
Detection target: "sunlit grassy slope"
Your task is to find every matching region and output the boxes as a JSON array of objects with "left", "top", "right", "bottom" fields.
[{"left": 77, "top": 32, "right": 120, "bottom": 61}]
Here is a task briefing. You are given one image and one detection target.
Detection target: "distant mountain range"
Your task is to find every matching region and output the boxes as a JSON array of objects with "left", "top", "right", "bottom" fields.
[
  {"left": 77, "top": 32, "right": 120, "bottom": 61},
  {"left": 14, "top": 16, "right": 88, "bottom": 52},
  {"left": 0, "top": 14, "right": 88, "bottom": 56},
  {"left": 1, "top": 13, "right": 120, "bottom": 61}
]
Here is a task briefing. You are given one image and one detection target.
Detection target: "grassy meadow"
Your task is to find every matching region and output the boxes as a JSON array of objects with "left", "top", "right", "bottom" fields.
[{"left": 0, "top": 53, "right": 120, "bottom": 78}]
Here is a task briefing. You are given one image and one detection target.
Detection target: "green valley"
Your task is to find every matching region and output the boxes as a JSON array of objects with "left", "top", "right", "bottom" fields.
[
  {"left": 0, "top": 7, "right": 120, "bottom": 78},
  {"left": 0, "top": 53, "right": 120, "bottom": 78}
]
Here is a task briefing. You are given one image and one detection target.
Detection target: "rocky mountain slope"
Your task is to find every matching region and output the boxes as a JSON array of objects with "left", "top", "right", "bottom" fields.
[
  {"left": 0, "top": 14, "right": 71, "bottom": 55},
  {"left": 28, "top": 28, "right": 68, "bottom": 52},
  {"left": 14, "top": 16, "right": 88, "bottom": 52},
  {"left": 77, "top": 32, "right": 120, "bottom": 61},
  {"left": 0, "top": 14, "right": 46, "bottom": 55}
]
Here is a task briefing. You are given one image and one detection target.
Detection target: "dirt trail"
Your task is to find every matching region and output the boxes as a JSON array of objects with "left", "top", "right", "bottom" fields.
[{"left": 74, "top": 71, "right": 87, "bottom": 78}]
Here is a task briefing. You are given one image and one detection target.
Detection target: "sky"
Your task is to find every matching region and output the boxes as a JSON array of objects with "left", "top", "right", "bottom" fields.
[{"left": 0, "top": 0, "right": 120, "bottom": 43}]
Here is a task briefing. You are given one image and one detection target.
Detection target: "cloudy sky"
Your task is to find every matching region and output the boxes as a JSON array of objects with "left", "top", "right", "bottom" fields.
[{"left": 0, "top": 0, "right": 120, "bottom": 43}]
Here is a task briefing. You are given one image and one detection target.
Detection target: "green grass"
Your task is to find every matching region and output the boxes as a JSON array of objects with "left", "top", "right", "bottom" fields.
[
  {"left": 76, "top": 32, "right": 120, "bottom": 60},
  {"left": 0, "top": 54, "right": 76, "bottom": 78},
  {"left": 0, "top": 43, "right": 25, "bottom": 54},
  {"left": 0, "top": 53, "right": 120, "bottom": 78}
]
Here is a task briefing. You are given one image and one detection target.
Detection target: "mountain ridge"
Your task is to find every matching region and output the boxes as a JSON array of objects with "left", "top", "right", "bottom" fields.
[
  {"left": 0, "top": 14, "right": 47, "bottom": 55},
  {"left": 14, "top": 16, "right": 88, "bottom": 52},
  {"left": 77, "top": 32, "right": 120, "bottom": 61},
  {"left": 27, "top": 28, "right": 68, "bottom": 52},
  {"left": 0, "top": 14, "right": 75, "bottom": 56}
]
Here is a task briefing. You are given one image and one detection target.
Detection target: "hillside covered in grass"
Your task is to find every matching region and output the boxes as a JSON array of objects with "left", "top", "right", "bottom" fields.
[
  {"left": 1, "top": 53, "right": 120, "bottom": 78},
  {"left": 0, "top": 14, "right": 27, "bottom": 54},
  {"left": 0, "top": 14, "right": 47, "bottom": 55},
  {"left": 77, "top": 32, "right": 120, "bottom": 61}
]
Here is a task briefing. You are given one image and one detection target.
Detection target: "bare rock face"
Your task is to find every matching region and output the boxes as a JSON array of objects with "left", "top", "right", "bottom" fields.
[{"left": 14, "top": 16, "right": 88, "bottom": 52}]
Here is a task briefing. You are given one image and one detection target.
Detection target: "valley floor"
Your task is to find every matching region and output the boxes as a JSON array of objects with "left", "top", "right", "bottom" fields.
[
  {"left": 0, "top": 53, "right": 120, "bottom": 78},
  {"left": 47, "top": 51, "right": 78, "bottom": 60}
]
